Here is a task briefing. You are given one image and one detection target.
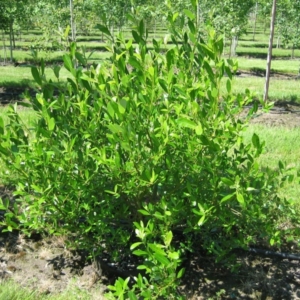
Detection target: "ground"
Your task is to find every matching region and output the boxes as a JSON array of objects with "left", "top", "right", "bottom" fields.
[
  {"left": 1, "top": 87, "right": 300, "bottom": 299},
  {"left": 1, "top": 229, "right": 300, "bottom": 299}
]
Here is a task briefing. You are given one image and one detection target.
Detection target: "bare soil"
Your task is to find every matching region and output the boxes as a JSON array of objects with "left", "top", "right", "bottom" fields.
[
  {"left": 1, "top": 227, "right": 300, "bottom": 299},
  {"left": 249, "top": 103, "right": 300, "bottom": 128}
]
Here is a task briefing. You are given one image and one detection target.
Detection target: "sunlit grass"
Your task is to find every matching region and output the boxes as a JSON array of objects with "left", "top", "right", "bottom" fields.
[
  {"left": 243, "top": 125, "right": 300, "bottom": 170},
  {"left": 0, "top": 279, "right": 104, "bottom": 300},
  {"left": 243, "top": 124, "right": 300, "bottom": 204},
  {"left": 235, "top": 46, "right": 300, "bottom": 58},
  {"left": 236, "top": 57, "right": 299, "bottom": 75},
  {"left": 0, "top": 66, "right": 71, "bottom": 87},
  {"left": 220, "top": 76, "right": 300, "bottom": 102},
  {"left": 0, "top": 105, "right": 37, "bottom": 125},
  {"left": 1, "top": 49, "right": 111, "bottom": 64}
]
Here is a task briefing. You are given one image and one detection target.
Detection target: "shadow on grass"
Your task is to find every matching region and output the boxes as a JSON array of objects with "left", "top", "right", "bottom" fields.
[
  {"left": 248, "top": 67, "right": 296, "bottom": 78},
  {"left": 236, "top": 52, "right": 297, "bottom": 59},
  {"left": 0, "top": 80, "right": 38, "bottom": 104},
  {"left": 0, "top": 79, "right": 37, "bottom": 89}
]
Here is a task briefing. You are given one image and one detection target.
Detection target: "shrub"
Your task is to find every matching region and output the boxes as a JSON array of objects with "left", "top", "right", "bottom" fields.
[{"left": 0, "top": 5, "right": 297, "bottom": 298}]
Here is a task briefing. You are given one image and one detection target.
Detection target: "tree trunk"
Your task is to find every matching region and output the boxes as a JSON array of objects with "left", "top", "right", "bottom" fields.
[
  {"left": 12, "top": 26, "right": 15, "bottom": 49},
  {"left": 2, "top": 30, "right": 7, "bottom": 65},
  {"left": 276, "top": 36, "right": 280, "bottom": 48},
  {"left": 70, "top": 0, "right": 76, "bottom": 41},
  {"left": 9, "top": 21, "right": 14, "bottom": 62},
  {"left": 252, "top": 2, "right": 258, "bottom": 41},
  {"left": 229, "top": 38, "right": 232, "bottom": 58},
  {"left": 264, "top": 0, "right": 276, "bottom": 102},
  {"left": 230, "top": 36, "right": 238, "bottom": 57}
]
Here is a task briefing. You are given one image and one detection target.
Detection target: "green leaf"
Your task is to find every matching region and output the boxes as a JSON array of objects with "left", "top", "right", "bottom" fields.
[
  {"left": 164, "top": 231, "right": 173, "bottom": 247},
  {"left": 132, "top": 30, "right": 140, "bottom": 43},
  {"left": 53, "top": 65, "right": 60, "bottom": 80},
  {"left": 137, "top": 265, "right": 148, "bottom": 270},
  {"left": 64, "top": 26, "right": 70, "bottom": 39},
  {"left": 148, "top": 244, "right": 166, "bottom": 256},
  {"left": 158, "top": 78, "right": 168, "bottom": 92},
  {"left": 67, "top": 78, "right": 77, "bottom": 91},
  {"left": 128, "top": 291, "right": 138, "bottom": 300},
  {"left": 0, "top": 117, "right": 4, "bottom": 135},
  {"left": 107, "top": 124, "right": 123, "bottom": 134},
  {"left": 133, "top": 249, "right": 148, "bottom": 256},
  {"left": 236, "top": 192, "right": 245, "bottom": 206},
  {"left": 128, "top": 56, "right": 142, "bottom": 70},
  {"left": 221, "top": 177, "right": 234, "bottom": 186},
  {"left": 226, "top": 79, "right": 231, "bottom": 93},
  {"left": 0, "top": 145, "right": 9, "bottom": 156},
  {"left": 138, "top": 19, "right": 144, "bottom": 36},
  {"left": 225, "top": 66, "right": 232, "bottom": 79},
  {"left": 75, "top": 52, "right": 86, "bottom": 66},
  {"left": 168, "top": 251, "right": 179, "bottom": 260},
  {"left": 123, "top": 277, "right": 130, "bottom": 289},
  {"left": 211, "top": 88, "right": 218, "bottom": 98},
  {"left": 0, "top": 198, "right": 9, "bottom": 210},
  {"left": 195, "top": 124, "right": 203, "bottom": 135},
  {"left": 177, "top": 118, "right": 196, "bottom": 129},
  {"left": 107, "top": 102, "right": 115, "bottom": 118},
  {"left": 278, "top": 160, "right": 285, "bottom": 171},
  {"left": 130, "top": 242, "right": 142, "bottom": 250},
  {"left": 138, "top": 209, "right": 150, "bottom": 216},
  {"left": 96, "top": 24, "right": 111, "bottom": 37},
  {"left": 187, "top": 20, "right": 196, "bottom": 34},
  {"left": 172, "top": 12, "right": 179, "bottom": 22},
  {"left": 177, "top": 267, "right": 185, "bottom": 279},
  {"left": 118, "top": 99, "right": 127, "bottom": 114},
  {"left": 63, "top": 54, "right": 74, "bottom": 73},
  {"left": 220, "top": 193, "right": 235, "bottom": 203},
  {"left": 252, "top": 133, "right": 260, "bottom": 148},
  {"left": 198, "top": 215, "right": 206, "bottom": 226},
  {"left": 183, "top": 9, "right": 195, "bottom": 20},
  {"left": 166, "top": 49, "right": 174, "bottom": 70},
  {"left": 153, "top": 253, "right": 170, "bottom": 266},
  {"left": 31, "top": 67, "right": 42, "bottom": 85},
  {"left": 48, "top": 118, "right": 55, "bottom": 131},
  {"left": 126, "top": 39, "right": 133, "bottom": 49}
]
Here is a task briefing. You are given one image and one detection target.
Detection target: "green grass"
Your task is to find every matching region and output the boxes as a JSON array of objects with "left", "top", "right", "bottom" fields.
[
  {"left": 235, "top": 47, "right": 300, "bottom": 59},
  {"left": 243, "top": 124, "right": 300, "bottom": 170},
  {"left": 0, "top": 66, "right": 71, "bottom": 87},
  {"left": 243, "top": 124, "right": 300, "bottom": 203},
  {"left": 222, "top": 76, "right": 300, "bottom": 102},
  {"left": 1, "top": 48, "right": 111, "bottom": 64},
  {"left": 236, "top": 57, "right": 299, "bottom": 75},
  {"left": 0, "top": 280, "right": 104, "bottom": 300},
  {"left": 0, "top": 106, "right": 37, "bottom": 125}
]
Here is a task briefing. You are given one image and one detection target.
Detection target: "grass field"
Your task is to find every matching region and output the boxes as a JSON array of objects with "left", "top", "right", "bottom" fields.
[
  {"left": 229, "top": 77, "right": 300, "bottom": 102},
  {"left": 0, "top": 280, "right": 103, "bottom": 300}
]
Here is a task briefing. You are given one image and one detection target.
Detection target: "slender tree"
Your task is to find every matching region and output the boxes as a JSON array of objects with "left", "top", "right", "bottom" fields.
[
  {"left": 0, "top": 0, "right": 30, "bottom": 62},
  {"left": 264, "top": 0, "right": 276, "bottom": 101}
]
